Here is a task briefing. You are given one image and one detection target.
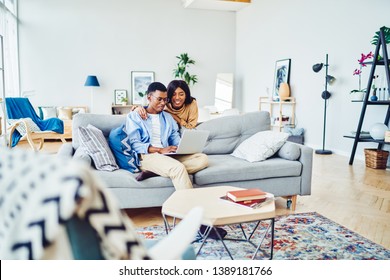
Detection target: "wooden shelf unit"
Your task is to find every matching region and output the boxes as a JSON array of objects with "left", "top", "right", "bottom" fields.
[
  {"left": 111, "top": 104, "right": 134, "bottom": 115},
  {"left": 346, "top": 27, "right": 390, "bottom": 165},
  {"left": 259, "top": 96, "right": 296, "bottom": 132}
]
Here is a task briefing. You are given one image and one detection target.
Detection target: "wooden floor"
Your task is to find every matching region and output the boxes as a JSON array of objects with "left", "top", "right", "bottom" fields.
[{"left": 17, "top": 140, "right": 390, "bottom": 249}]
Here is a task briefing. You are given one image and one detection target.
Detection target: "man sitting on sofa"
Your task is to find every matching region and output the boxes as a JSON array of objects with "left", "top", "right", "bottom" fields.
[{"left": 124, "top": 82, "right": 208, "bottom": 190}]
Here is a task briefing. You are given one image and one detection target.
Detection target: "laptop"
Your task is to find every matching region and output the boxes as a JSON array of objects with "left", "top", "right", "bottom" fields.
[{"left": 164, "top": 129, "right": 210, "bottom": 155}]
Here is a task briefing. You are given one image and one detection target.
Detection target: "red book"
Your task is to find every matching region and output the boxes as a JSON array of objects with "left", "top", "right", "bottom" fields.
[
  {"left": 226, "top": 188, "right": 266, "bottom": 202},
  {"left": 219, "top": 195, "right": 268, "bottom": 209}
]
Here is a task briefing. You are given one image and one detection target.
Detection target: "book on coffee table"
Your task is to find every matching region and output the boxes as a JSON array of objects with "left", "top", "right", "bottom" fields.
[
  {"left": 226, "top": 188, "right": 267, "bottom": 202},
  {"left": 219, "top": 195, "right": 273, "bottom": 209}
]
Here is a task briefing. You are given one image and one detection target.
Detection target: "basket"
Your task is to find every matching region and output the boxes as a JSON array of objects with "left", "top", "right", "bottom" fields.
[{"left": 364, "top": 149, "right": 389, "bottom": 169}]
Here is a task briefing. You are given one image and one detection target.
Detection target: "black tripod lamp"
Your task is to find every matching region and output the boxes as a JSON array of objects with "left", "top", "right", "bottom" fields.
[{"left": 312, "top": 54, "right": 335, "bottom": 155}]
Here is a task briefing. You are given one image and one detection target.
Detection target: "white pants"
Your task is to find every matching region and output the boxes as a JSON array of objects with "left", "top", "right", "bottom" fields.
[{"left": 140, "top": 153, "right": 208, "bottom": 190}]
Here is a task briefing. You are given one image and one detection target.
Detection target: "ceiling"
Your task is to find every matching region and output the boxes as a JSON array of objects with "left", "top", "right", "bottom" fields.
[{"left": 182, "top": 0, "right": 251, "bottom": 12}]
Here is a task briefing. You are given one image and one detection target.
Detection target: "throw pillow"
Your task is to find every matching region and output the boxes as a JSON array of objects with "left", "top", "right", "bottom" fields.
[
  {"left": 277, "top": 141, "right": 301, "bottom": 161},
  {"left": 39, "top": 106, "right": 58, "bottom": 120},
  {"left": 72, "top": 107, "right": 86, "bottom": 118},
  {"left": 108, "top": 124, "right": 140, "bottom": 173},
  {"left": 78, "top": 124, "right": 119, "bottom": 171},
  {"left": 8, "top": 118, "right": 41, "bottom": 136},
  {"left": 231, "top": 131, "right": 289, "bottom": 162},
  {"left": 58, "top": 108, "right": 73, "bottom": 120}
]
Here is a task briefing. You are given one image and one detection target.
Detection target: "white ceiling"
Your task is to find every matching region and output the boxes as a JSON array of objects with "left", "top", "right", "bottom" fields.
[{"left": 182, "top": 0, "right": 251, "bottom": 12}]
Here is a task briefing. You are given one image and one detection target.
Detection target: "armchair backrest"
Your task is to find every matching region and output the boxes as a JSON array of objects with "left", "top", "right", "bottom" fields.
[{"left": 5, "top": 97, "right": 64, "bottom": 147}]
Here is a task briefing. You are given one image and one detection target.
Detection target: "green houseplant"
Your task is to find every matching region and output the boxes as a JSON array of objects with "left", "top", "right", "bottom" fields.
[
  {"left": 371, "top": 26, "right": 390, "bottom": 46},
  {"left": 120, "top": 97, "right": 128, "bottom": 105},
  {"left": 173, "top": 53, "right": 198, "bottom": 86}
]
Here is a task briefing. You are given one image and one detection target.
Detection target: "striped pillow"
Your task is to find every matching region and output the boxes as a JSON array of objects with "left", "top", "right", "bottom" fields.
[{"left": 78, "top": 124, "right": 119, "bottom": 171}]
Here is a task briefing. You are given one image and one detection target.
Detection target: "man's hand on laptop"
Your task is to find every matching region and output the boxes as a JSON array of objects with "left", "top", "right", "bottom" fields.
[{"left": 159, "top": 146, "right": 177, "bottom": 154}]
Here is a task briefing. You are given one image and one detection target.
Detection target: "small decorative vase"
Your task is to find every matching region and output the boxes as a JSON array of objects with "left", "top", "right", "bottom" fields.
[
  {"left": 278, "top": 83, "right": 290, "bottom": 99},
  {"left": 370, "top": 89, "right": 378, "bottom": 101},
  {"left": 121, "top": 102, "right": 127, "bottom": 106}
]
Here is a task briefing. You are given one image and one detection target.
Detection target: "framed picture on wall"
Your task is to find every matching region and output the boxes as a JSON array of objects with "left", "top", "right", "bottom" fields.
[
  {"left": 131, "top": 71, "right": 155, "bottom": 104},
  {"left": 114, "top": 89, "right": 128, "bottom": 105},
  {"left": 273, "top": 59, "right": 291, "bottom": 101}
]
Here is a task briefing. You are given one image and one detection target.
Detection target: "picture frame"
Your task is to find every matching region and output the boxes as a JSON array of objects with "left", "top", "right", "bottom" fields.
[
  {"left": 114, "top": 89, "right": 128, "bottom": 105},
  {"left": 273, "top": 59, "right": 291, "bottom": 101},
  {"left": 131, "top": 71, "right": 155, "bottom": 104}
]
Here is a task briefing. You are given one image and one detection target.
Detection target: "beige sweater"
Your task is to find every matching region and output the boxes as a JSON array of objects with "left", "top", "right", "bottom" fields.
[{"left": 165, "top": 99, "right": 198, "bottom": 129}]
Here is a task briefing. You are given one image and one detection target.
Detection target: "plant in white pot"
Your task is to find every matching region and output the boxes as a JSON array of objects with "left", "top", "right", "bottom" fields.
[{"left": 350, "top": 51, "right": 373, "bottom": 101}]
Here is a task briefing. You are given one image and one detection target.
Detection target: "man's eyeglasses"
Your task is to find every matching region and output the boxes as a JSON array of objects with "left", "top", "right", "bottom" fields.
[{"left": 151, "top": 95, "right": 169, "bottom": 103}]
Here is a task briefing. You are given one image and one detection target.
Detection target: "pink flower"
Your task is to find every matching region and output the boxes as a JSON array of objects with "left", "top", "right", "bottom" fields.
[
  {"left": 352, "top": 51, "right": 373, "bottom": 93},
  {"left": 358, "top": 51, "right": 374, "bottom": 66}
]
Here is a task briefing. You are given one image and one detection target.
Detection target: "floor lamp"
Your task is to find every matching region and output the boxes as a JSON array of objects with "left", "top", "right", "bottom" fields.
[
  {"left": 312, "top": 54, "right": 336, "bottom": 155},
  {"left": 84, "top": 75, "right": 100, "bottom": 113}
]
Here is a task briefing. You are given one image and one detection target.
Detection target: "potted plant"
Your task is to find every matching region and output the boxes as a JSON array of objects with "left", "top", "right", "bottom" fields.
[
  {"left": 371, "top": 26, "right": 390, "bottom": 46},
  {"left": 173, "top": 53, "right": 198, "bottom": 87},
  {"left": 120, "top": 97, "right": 128, "bottom": 106},
  {"left": 350, "top": 51, "right": 373, "bottom": 101}
]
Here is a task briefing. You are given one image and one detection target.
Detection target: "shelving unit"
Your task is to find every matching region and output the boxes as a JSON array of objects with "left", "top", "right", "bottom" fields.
[
  {"left": 111, "top": 104, "right": 134, "bottom": 115},
  {"left": 259, "top": 96, "right": 296, "bottom": 132},
  {"left": 345, "top": 27, "right": 390, "bottom": 165}
]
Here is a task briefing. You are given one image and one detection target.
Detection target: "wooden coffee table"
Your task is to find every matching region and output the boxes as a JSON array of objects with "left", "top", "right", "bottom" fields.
[{"left": 161, "top": 186, "right": 275, "bottom": 259}]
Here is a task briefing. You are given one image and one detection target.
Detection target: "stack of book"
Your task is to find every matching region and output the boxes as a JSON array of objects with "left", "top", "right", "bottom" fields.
[{"left": 220, "top": 188, "right": 273, "bottom": 209}]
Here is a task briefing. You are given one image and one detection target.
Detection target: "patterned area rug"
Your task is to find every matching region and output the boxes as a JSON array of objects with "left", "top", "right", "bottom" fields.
[{"left": 137, "top": 212, "right": 390, "bottom": 260}]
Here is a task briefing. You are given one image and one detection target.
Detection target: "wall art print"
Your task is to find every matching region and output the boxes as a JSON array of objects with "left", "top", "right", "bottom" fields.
[{"left": 273, "top": 59, "right": 291, "bottom": 101}]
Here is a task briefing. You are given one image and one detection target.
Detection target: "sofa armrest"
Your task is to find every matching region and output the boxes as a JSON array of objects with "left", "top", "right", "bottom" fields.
[
  {"left": 58, "top": 142, "right": 74, "bottom": 157},
  {"left": 296, "top": 144, "right": 313, "bottom": 195}
]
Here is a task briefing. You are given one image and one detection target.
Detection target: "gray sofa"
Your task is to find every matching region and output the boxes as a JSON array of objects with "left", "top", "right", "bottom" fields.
[{"left": 58, "top": 111, "right": 313, "bottom": 210}]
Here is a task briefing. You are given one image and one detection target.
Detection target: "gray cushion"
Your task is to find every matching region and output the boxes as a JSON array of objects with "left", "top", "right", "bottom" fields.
[
  {"left": 78, "top": 124, "right": 119, "bottom": 171},
  {"left": 73, "top": 147, "right": 92, "bottom": 166},
  {"left": 193, "top": 154, "right": 302, "bottom": 186},
  {"left": 72, "top": 113, "right": 126, "bottom": 149},
  {"left": 197, "top": 111, "right": 270, "bottom": 155},
  {"left": 277, "top": 142, "right": 301, "bottom": 161}
]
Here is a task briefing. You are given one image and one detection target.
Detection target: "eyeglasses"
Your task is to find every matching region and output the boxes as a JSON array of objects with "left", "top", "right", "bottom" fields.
[{"left": 151, "top": 95, "right": 169, "bottom": 103}]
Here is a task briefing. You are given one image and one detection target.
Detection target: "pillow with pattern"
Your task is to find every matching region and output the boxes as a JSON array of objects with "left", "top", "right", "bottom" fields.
[
  {"left": 78, "top": 124, "right": 119, "bottom": 171},
  {"left": 8, "top": 118, "right": 41, "bottom": 136}
]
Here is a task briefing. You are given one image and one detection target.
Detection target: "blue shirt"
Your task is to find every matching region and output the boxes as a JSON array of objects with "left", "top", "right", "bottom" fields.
[{"left": 125, "top": 110, "right": 181, "bottom": 156}]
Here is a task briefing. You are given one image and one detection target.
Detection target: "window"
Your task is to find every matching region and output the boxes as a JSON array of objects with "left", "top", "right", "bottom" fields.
[{"left": 0, "top": 0, "right": 19, "bottom": 98}]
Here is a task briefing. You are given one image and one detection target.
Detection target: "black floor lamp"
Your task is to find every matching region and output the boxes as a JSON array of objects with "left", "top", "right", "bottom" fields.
[{"left": 312, "top": 54, "right": 336, "bottom": 155}]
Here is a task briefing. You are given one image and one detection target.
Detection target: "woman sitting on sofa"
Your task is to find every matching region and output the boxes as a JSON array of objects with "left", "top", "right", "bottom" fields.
[{"left": 134, "top": 79, "right": 199, "bottom": 129}]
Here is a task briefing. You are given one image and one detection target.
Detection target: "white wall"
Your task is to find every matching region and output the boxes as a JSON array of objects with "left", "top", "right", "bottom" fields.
[
  {"left": 18, "top": 0, "right": 236, "bottom": 113},
  {"left": 18, "top": 0, "right": 390, "bottom": 160},
  {"left": 236, "top": 0, "right": 390, "bottom": 160}
]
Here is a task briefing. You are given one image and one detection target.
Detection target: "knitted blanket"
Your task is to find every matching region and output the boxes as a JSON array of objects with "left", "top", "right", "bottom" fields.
[{"left": 0, "top": 147, "right": 148, "bottom": 260}]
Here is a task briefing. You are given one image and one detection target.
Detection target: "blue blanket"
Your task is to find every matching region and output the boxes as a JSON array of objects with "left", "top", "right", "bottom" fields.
[{"left": 5, "top": 98, "right": 64, "bottom": 147}]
